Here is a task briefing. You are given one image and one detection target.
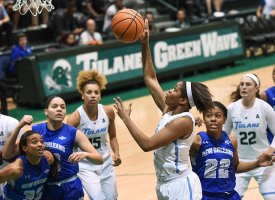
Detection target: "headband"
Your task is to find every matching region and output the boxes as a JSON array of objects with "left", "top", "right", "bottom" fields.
[
  {"left": 186, "top": 81, "right": 195, "bottom": 108},
  {"left": 243, "top": 74, "right": 259, "bottom": 86}
]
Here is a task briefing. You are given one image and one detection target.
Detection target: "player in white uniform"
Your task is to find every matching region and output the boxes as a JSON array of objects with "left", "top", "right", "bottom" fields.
[
  {"left": 0, "top": 113, "right": 19, "bottom": 198},
  {"left": 113, "top": 19, "right": 214, "bottom": 200},
  {"left": 223, "top": 73, "right": 275, "bottom": 200},
  {"left": 67, "top": 70, "right": 121, "bottom": 200}
]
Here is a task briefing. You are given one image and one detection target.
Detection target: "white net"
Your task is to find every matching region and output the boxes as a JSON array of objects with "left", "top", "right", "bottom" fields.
[{"left": 13, "top": 0, "right": 54, "bottom": 16}]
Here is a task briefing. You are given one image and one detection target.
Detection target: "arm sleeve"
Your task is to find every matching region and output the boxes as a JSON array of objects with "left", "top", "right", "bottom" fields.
[{"left": 223, "top": 104, "right": 233, "bottom": 135}]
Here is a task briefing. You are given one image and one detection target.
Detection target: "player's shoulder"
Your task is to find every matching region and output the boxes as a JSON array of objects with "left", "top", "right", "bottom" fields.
[{"left": 0, "top": 114, "right": 19, "bottom": 123}]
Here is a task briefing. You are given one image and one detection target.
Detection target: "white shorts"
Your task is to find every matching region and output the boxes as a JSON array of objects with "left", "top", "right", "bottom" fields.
[
  {"left": 235, "top": 165, "right": 275, "bottom": 200},
  {"left": 78, "top": 163, "right": 117, "bottom": 200},
  {"left": 156, "top": 171, "right": 202, "bottom": 200}
]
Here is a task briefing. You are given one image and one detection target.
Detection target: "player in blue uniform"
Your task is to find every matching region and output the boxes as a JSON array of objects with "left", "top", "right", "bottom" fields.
[
  {"left": 2, "top": 96, "right": 103, "bottom": 200},
  {"left": 260, "top": 66, "right": 275, "bottom": 143},
  {"left": 190, "top": 101, "right": 274, "bottom": 200},
  {"left": 0, "top": 128, "right": 53, "bottom": 200}
]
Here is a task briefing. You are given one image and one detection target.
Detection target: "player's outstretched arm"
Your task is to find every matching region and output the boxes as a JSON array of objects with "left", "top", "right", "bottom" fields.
[{"left": 140, "top": 19, "right": 166, "bottom": 112}]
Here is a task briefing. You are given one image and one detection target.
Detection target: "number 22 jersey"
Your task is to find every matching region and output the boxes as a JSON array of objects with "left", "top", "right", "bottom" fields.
[
  {"left": 223, "top": 98, "right": 275, "bottom": 161},
  {"left": 192, "top": 131, "right": 235, "bottom": 194}
]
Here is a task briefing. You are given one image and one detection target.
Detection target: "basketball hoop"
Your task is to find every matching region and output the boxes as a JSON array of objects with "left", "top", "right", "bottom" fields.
[{"left": 13, "top": 0, "right": 54, "bottom": 16}]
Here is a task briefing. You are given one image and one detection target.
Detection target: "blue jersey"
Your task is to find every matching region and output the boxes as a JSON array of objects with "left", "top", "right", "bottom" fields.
[
  {"left": 192, "top": 131, "right": 235, "bottom": 194},
  {"left": 4, "top": 156, "right": 50, "bottom": 200},
  {"left": 265, "top": 86, "right": 275, "bottom": 144},
  {"left": 32, "top": 123, "right": 78, "bottom": 182}
]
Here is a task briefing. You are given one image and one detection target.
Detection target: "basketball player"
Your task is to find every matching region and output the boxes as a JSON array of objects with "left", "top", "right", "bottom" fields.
[
  {"left": 113, "top": 19, "right": 214, "bottom": 200},
  {"left": 67, "top": 69, "right": 121, "bottom": 200},
  {"left": 191, "top": 101, "right": 274, "bottom": 200},
  {"left": 223, "top": 74, "right": 275, "bottom": 199},
  {"left": 0, "top": 113, "right": 19, "bottom": 199},
  {"left": 260, "top": 66, "right": 275, "bottom": 143},
  {"left": 2, "top": 96, "right": 103, "bottom": 200},
  {"left": 2, "top": 129, "right": 53, "bottom": 199}
]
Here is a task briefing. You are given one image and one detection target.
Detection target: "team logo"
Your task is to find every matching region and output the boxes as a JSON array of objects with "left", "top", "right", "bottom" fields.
[
  {"left": 58, "top": 136, "right": 66, "bottom": 140},
  {"left": 45, "top": 59, "right": 72, "bottom": 91}
]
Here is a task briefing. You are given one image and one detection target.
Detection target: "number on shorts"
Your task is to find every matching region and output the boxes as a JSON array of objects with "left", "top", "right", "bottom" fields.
[
  {"left": 89, "top": 137, "right": 101, "bottom": 149},
  {"left": 240, "top": 131, "right": 256, "bottom": 145},
  {"left": 204, "top": 159, "right": 230, "bottom": 178}
]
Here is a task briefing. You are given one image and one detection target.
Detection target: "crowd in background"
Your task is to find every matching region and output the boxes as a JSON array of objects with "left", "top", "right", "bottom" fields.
[{"left": 0, "top": 0, "right": 225, "bottom": 50}]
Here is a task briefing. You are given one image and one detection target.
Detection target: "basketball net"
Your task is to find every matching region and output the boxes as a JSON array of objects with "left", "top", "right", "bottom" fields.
[{"left": 13, "top": 0, "right": 54, "bottom": 16}]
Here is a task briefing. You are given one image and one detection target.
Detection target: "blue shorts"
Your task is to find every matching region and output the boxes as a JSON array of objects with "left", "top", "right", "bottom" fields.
[
  {"left": 43, "top": 177, "right": 84, "bottom": 200},
  {"left": 202, "top": 190, "right": 241, "bottom": 200}
]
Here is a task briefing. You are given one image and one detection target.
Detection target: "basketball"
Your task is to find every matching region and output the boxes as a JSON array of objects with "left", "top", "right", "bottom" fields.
[{"left": 112, "top": 8, "right": 144, "bottom": 43}]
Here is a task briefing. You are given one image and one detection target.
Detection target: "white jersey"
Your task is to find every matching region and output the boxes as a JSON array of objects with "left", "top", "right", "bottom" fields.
[
  {"left": 263, "top": 0, "right": 275, "bottom": 16},
  {"left": 0, "top": 114, "right": 19, "bottom": 196},
  {"left": 79, "top": 31, "right": 103, "bottom": 45},
  {"left": 77, "top": 104, "right": 111, "bottom": 170},
  {"left": 223, "top": 98, "right": 275, "bottom": 161},
  {"left": 154, "top": 112, "right": 195, "bottom": 182},
  {"left": 0, "top": 114, "right": 19, "bottom": 167}
]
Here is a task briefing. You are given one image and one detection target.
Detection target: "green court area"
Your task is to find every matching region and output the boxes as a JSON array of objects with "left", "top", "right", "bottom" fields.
[{"left": 9, "top": 53, "right": 275, "bottom": 123}]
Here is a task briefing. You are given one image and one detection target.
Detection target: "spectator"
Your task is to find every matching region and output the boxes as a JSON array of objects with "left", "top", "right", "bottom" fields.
[
  {"left": 145, "top": 11, "right": 157, "bottom": 33},
  {"left": 81, "top": 0, "right": 105, "bottom": 19},
  {"left": 0, "top": 0, "right": 12, "bottom": 49},
  {"left": 102, "top": 0, "right": 125, "bottom": 39},
  {"left": 257, "top": 0, "right": 275, "bottom": 17},
  {"left": 60, "top": 32, "right": 78, "bottom": 47},
  {"left": 175, "top": 8, "right": 190, "bottom": 29},
  {"left": 205, "top": 0, "right": 223, "bottom": 16},
  {"left": 49, "top": 0, "right": 84, "bottom": 41},
  {"left": 7, "top": 33, "right": 32, "bottom": 78},
  {"left": 79, "top": 18, "right": 103, "bottom": 46}
]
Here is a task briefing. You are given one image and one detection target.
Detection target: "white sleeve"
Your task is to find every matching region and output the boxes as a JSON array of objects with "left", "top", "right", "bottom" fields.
[
  {"left": 223, "top": 104, "right": 233, "bottom": 135},
  {"left": 264, "top": 102, "right": 275, "bottom": 148},
  {"left": 79, "top": 32, "right": 89, "bottom": 45},
  {"left": 6, "top": 117, "right": 19, "bottom": 138}
]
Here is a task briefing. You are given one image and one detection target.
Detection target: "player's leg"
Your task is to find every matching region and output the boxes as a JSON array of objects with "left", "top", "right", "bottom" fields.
[
  {"left": 255, "top": 166, "right": 275, "bottom": 200},
  {"left": 101, "top": 163, "right": 118, "bottom": 200},
  {"left": 234, "top": 172, "right": 252, "bottom": 198},
  {"left": 78, "top": 169, "right": 105, "bottom": 200}
]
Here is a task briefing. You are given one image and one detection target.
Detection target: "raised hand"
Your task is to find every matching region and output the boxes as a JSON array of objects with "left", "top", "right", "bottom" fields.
[
  {"left": 19, "top": 115, "right": 33, "bottom": 127},
  {"left": 140, "top": 18, "right": 149, "bottom": 45},
  {"left": 113, "top": 97, "right": 132, "bottom": 120}
]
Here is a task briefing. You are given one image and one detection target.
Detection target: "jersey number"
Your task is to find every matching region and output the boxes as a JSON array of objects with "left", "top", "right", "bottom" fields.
[
  {"left": 24, "top": 186, "right": 43, "bottom": 200},
  {"left": 240, "top": 131, "right": 256, "bottom": 145},
  {"left": 204, "top": 159, "right": 230, "bottom": 178},
  {"left": 89, "top": 137, "right": 101, "bottom": 149}
]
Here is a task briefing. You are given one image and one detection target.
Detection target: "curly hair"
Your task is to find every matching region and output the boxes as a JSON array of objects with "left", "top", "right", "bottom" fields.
[{"left": 76, "top": 70, "right": 107, "bottom": 95}]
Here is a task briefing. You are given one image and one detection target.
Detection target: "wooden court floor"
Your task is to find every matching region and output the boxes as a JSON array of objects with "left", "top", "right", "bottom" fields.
[
  {"left": 110, "top": 66, "right": 273, "bottom": 200},
  {"left": 6, "top": 66, "right": 273, "bottom": 199}
]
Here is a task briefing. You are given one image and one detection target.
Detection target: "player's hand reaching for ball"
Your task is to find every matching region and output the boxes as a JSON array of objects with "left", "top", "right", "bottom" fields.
[
  {"left": 140, "top": 19, "right": 149, "bottom": 45},
  {"left": 113, "top": 97, "right": 132, "bottom": 121}
]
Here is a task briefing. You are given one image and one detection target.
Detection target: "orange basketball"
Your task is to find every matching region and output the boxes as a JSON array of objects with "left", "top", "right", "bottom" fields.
[{"left": 112, "top": 9, "right": 144, "bottom": 43}]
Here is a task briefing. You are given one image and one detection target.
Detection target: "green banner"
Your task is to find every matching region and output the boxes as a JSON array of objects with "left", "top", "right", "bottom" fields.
[{"left": 38, "top": 25, "right": 244, "bottom": 97}]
